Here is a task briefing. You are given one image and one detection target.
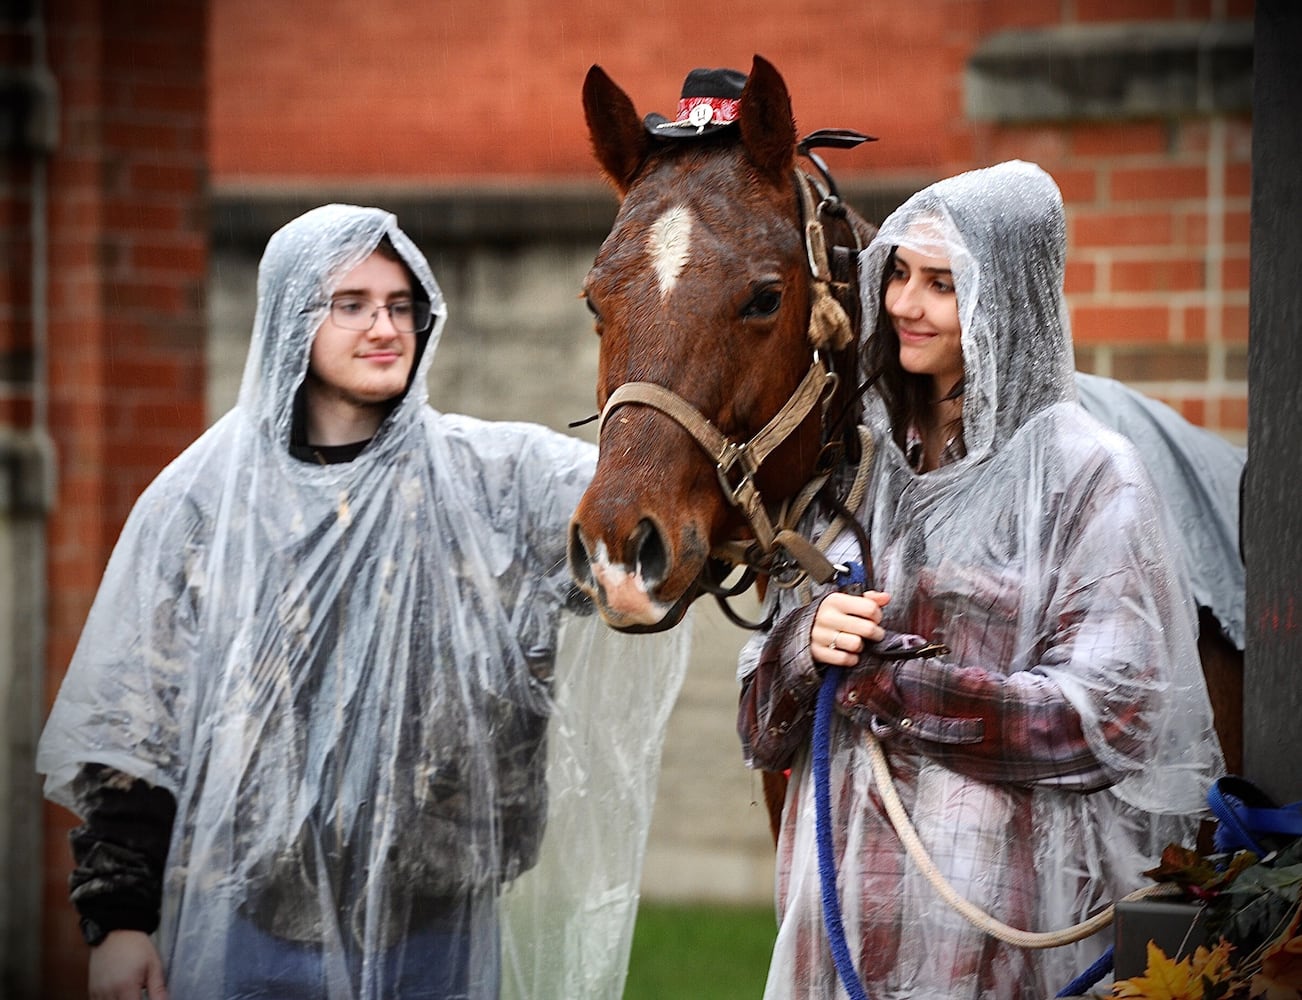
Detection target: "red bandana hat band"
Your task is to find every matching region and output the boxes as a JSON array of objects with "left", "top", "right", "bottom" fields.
[{"left": 657, "top": 96, "right": 741, "bottom": 132}]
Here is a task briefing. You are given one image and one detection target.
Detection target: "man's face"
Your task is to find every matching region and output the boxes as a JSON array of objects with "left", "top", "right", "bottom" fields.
[{"left": 308, "top": 252, "right": 418, "bottom": 407}]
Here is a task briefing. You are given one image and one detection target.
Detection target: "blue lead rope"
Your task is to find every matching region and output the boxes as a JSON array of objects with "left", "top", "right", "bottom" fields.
[
  {"left": 815, "top": 669, "right": 871, "bottom": 1000},
  {"left": 1056, "top": 945, "right": 1113, "bottom": 997},
  {"left": 814, "top": 561, "right": 873, "bottom": 1000}
]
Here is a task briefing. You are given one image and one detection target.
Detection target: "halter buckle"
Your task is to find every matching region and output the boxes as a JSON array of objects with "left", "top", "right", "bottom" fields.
[{"left": 715, "top": 442, "right": 759, "bottom": 504}]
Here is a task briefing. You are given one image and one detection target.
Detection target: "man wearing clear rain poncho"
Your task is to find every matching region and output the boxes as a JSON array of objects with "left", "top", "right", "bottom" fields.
[
  {"left": 37, "top": 204, "right": 688, "bottom": 999},
  {"left": 737, "top": 161, "right": 1224, "bottom": 998}
]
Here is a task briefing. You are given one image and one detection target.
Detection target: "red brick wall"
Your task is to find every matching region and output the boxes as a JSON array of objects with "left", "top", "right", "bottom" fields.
[
  {"left": 1022, "top": 118, "right": 1252, "bottom": 429},
  {"left": 209, "top": 0, "right": 1013, "bottom": 181},
  {"left": 210, "top": 1, "right": 1251, "bottom": 180},
  {"left": 210, "top": 0, "right": 1252, "bottom": 439},
  {"left": 11, "top": 3, "right": 209, "bottom": 995},
  {"left": 963, "top": 111, "right": 1251, "bottom": 430}
]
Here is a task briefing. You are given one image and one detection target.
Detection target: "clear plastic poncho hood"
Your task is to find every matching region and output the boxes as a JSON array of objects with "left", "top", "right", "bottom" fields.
[
  {"left": 38, "top": 204, "right": 689, "bottom": 998},
  {"left": 744, "top": 162, "right": 1223, "bottom": 998}
]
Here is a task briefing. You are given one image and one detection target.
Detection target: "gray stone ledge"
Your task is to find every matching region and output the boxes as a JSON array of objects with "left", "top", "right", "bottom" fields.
[
  {"left": 0, "top": 429, "right": 54, "bottom": 515},
  {"left": 210, "top": 179, "right": 922, "bottom": 253},
  {"left": 966, "top": 20, "right": 1253, "bottom": 123},
  {"left": 0, "top": 65, "right": 58, "bottom": 155},
  {"left": 211, "top": 184, "right": 621, "bottom": 252}
]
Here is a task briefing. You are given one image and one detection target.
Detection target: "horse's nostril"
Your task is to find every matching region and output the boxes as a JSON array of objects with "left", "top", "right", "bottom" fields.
[
  {"left": 632, "top": 519, "right": 668, "bottom": 589},
  {"left": 568, "top": 523, "right": 595, "bottom": 588}
]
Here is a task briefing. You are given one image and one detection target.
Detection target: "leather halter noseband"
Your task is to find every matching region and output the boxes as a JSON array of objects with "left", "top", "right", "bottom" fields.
[
  {"left": 598, "top": 351, "right": 840, "bottom": 581},
  {"left": 596, "top": 149, "right": 869, "bottom": 591}
]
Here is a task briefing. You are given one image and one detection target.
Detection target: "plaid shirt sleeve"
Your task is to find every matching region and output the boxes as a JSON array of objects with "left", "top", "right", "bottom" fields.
[
  {"left": 835, "top": 652, "right": 1127, "bottom": 790},
  {"left": 737, "top": 576, "right": 1155, "bottom": 790},
  {"left": 737, "top": 602, "right": 1126, "bottom": 790},
  {"left": 737, "top": 600, "right": 826, "bottom": 773}
]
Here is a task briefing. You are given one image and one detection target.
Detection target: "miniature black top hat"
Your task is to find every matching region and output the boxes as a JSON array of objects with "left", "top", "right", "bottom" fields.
[{"left": 643, "top": 67, "right": 748, "bottom": 139}]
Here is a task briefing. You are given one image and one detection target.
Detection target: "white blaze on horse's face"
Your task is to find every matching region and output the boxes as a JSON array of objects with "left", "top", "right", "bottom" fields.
[{"left": 647, "top": 205, "right": 695, "bottom": 297}]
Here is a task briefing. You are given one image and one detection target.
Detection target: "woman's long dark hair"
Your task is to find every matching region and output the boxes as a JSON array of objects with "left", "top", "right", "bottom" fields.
[{"left": 862, "top": 250, "right": 965, "bottom": 462}]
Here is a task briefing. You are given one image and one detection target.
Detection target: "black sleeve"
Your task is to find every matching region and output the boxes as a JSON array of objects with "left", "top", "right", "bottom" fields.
[{"left": 67, "top": 764, "right": 177, "bottom": 946}]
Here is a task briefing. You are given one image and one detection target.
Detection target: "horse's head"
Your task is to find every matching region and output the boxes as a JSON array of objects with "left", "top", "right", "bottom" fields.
[{"left": 569, "top": 56, "right": 873, "bottom": 632}]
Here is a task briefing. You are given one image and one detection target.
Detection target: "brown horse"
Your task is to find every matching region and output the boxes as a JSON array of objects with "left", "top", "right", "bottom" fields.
[
  {"left": 568, "top": 55, "right": 874, "bottom": 635},
  {"left": 568, "top": 58, "right": 1245, "bottom": 783}
]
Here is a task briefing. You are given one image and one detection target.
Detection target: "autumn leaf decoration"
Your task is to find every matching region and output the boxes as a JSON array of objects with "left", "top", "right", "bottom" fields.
[
  {"left": 1251, "top": 902, "right": 1302, "bottom": 1000},
  {"left": 1112, "top": 939, "right": 1238, "bottom": 999},
  {"left": 1111, "top": 837, "right": 1302, "bottom": 999}
]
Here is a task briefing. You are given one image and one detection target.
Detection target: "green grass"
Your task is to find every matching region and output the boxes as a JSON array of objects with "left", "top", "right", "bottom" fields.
[{"left": 622, "top": 901, "right": 776, "bottom": 999}]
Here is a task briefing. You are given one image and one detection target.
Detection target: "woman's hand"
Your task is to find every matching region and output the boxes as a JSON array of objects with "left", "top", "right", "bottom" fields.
[
  {"left": 89, "top": 929, "right": 169, "bottom": 1000},
  {"left": 811, "top": 590, "right": 891, "bottom": 667}
]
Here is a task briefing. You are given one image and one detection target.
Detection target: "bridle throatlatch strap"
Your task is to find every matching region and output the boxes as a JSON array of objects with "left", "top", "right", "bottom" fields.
[{"left": 796, "top": 169, "right": 855, "bottom": 352}]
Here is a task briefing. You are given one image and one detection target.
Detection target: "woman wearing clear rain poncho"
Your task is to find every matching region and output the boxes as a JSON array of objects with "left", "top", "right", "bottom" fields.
[
  {"left": 737, "top": 161, "right": 1224, "bottom": 999},
  {"left": 37, "top": 204, "right": 688, "bottom": 1000}
]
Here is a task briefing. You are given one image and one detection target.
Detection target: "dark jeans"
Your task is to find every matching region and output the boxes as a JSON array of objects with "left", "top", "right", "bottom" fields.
[{"left": 223, "top": 899, "right": 500, "bottom": 1000}]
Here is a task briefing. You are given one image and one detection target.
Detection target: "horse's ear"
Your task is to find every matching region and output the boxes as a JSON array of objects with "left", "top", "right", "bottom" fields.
[
  {"left": 583, "top": 65, "right": 650, "bottom": 196},
  {"left": 739, "top": 55, "right": 796, "bottom": 184}
]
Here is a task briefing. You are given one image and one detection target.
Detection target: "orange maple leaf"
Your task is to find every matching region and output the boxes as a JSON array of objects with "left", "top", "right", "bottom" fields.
[{"left": 1112, "top": 939, "right": 1238, "bottom": 999}]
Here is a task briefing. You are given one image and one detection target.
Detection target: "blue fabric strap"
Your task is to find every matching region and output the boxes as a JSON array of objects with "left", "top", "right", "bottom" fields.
[
  {"left": 1208, "top": 776, "right": 1302, "bottom": 855},
  {"left": 814, "top": 559, "right": 873, "bottom": 998},
  {"left": 814, "top": 668, "right": 871, "bottom": 1000}
]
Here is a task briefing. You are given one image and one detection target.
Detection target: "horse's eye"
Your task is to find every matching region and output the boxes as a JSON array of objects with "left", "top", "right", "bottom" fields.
[
  {"left": 743, "top": 286, "right": 782, "bottom": 319},
  {"left": 583, "top": 295, "right": 603, "bottom": 332}
]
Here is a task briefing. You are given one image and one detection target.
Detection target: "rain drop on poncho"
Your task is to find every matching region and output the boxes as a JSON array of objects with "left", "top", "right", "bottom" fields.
[
  {"left": 38, "top": 204, "right": 689, "bottom": 999},
  {"left": 738, "top": 161, "right": 1224, "bottom": 999}
]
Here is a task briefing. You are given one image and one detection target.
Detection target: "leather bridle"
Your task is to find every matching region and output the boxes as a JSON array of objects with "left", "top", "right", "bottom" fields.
[{"left": 596, "top": 134, "right": 873, "bottom": 605}]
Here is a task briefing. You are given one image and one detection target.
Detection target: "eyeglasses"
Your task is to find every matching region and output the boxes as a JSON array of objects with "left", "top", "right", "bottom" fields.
[{"left": 328, "top": 295, "right": 432, "bottom": 334}]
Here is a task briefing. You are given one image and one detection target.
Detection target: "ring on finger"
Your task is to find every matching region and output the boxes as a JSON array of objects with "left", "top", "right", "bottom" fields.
[{"left": 828, "top": 631, "right": 844, "bottom": 651}]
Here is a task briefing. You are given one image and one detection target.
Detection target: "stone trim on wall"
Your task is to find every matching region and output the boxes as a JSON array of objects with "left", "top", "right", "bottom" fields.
[
  {"left": 211, "top": 185, "right": 622, "bottom": 252},
  {"left": 966, "top": 20, "right": 1253, "bottom": 124},
  {"left": 0, "top": 428, "right": 53, "bottom": 1000},
  {"left": 0, "top": 428, "right": 54, "bottom": 515},
  {"left": 209, "top": 180, "right": 922, "bottom": 252}
]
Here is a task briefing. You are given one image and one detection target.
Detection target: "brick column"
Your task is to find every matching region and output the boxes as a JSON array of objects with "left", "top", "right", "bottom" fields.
[
  {"left": 3, "top": 5, "right": 59, "bottom": 997},
  {"left": 35, "top": 3, "right": 208, "bottom": 995}
]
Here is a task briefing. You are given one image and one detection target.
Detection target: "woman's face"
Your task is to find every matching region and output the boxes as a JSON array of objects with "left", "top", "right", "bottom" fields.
[{"left": 883, "top": 246, "right": 963, "bottom": 390}]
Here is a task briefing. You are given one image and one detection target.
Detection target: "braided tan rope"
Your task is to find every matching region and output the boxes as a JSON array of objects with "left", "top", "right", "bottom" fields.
[
  {"left": 861, "top": 726, "right": 1180, "bottom": 948},
  {"left": 789, "top": 426, "right": 877, "bottom": 605},
  {"left": 825, "top": 427, "right": 875, "bottom": 551}
]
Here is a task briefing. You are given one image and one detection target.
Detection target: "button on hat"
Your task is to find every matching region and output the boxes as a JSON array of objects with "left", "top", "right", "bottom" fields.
[{"left": 643, "top": 67, "right": 748, "bottom": 140}]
